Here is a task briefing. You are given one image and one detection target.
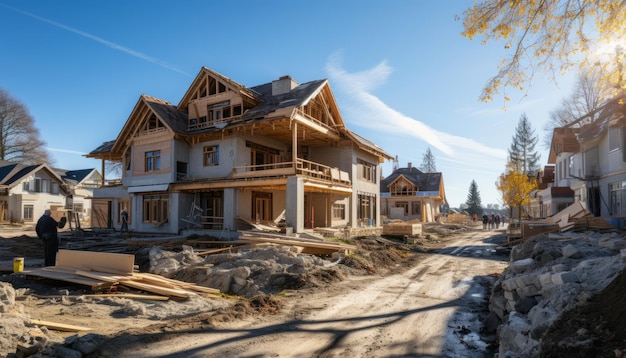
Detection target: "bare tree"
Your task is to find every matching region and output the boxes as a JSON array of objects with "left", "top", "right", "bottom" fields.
[
  {"left": 0, "top": 88, "right": 52, "bottom": 164},
  {"left": 542, "top": 68, "right": 613, "bottom": 148}
]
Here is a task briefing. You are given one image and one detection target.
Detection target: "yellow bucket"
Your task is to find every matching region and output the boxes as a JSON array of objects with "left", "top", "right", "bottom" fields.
[{"left": 13, "top": 257, "right": 24, "bottom": 273}]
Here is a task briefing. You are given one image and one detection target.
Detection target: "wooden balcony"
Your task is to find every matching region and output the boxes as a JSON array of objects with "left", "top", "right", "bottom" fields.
[{"left": 232, "top": 158, "right": 351, "bottom": 186}]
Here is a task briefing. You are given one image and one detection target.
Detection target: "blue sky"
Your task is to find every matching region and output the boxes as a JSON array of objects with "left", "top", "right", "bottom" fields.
[{"left": 0, "top": 1, "right": 578, "bottom": 208}]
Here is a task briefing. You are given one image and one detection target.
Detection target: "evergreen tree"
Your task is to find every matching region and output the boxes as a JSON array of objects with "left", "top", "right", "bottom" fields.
[
  {"left": 465, "top": 180, "right": 483, "bottom": 217},
  {"left": 419, "top": 147, "right": 436, "bottom": 172},
  {"left": 508, "top": 113, "right": 540, "bottom": 176}
]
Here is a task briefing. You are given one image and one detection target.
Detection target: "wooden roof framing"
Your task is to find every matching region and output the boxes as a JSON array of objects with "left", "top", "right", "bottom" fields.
[{"left": 87, "top": 67, "right": 391, "bottom": 164}]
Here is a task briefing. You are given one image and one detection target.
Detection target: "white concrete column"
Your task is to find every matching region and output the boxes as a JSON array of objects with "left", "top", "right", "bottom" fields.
[
  {"left": 286, "top": 176, "right": 304, "bottom": 233},
  {"left": 223, "top": 188, "right": 236, "bottom": 231}
]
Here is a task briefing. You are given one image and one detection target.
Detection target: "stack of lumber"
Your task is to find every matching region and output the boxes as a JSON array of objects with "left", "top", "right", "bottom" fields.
[
  {"left": 20, "top": 249, "right": 219, "bottom": 299},
  {"left": 238, "top": 231, "right": 356, "bottom": 255},
  {"left": 382, "top": 222, "right": 422, "bottom": 237},
  {"left": 503, "top": 202, "right": 618, "bottom": 246}
]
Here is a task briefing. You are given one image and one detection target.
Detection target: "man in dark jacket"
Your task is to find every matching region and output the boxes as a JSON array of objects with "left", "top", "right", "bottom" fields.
[{"left": 36, "top": 209, "right": 65, "bottom": 266}]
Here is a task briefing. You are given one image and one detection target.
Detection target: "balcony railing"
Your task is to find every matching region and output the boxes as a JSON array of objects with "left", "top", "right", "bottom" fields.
[{"left": 232, "top": 158, "right": 351, "bottom": 186}]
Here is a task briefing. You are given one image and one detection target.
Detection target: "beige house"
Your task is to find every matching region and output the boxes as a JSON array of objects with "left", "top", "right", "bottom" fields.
[
  {"left": 380, "top": 164, "right": 446, "bottom": 222},
  {"left": 87, "top": 67, "right": 392, "bottom": 237},
  {"left": 0, "top": 160, "right": 99, "bottom": 226}
]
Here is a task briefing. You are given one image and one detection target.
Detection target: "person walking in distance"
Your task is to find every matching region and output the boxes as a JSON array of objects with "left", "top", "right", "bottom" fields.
[
  {"left": 36, "top": 209, "right": 66, "bottom": 266},
  {"left": 121, "top": 209, "right": 129, "bottom": 233}
]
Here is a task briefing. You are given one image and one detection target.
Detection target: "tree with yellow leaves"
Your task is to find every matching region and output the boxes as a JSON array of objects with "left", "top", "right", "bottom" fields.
[
  {"left": 461, "top": 1, "right": 626, "bottom": 102},
  {"left": 497, "top": 169, "right": 537, "bottom": 226}
]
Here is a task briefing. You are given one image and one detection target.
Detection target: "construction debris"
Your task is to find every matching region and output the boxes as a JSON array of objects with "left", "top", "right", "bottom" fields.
[
  {"left": 504, "top": 202, "right": 618, "bottom": 245},
  {"left": 20, "top": 250, "right": 220, "bottom": 299}
]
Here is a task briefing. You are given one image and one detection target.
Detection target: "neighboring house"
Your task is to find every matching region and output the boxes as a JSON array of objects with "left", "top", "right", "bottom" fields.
[
  {"left": 86, "top": 67, "right": 392, "bottom": 237},
  {"left": 575, "top": 95, "right": 626, "bottom": 219},
  {"left": 529, "top": 165, "right": 575, "bottom": 218},
  {"left": 379, "top": 164, "right": 446, "bottom": 222},
  {"left": 546, "top": 94, "right": 626, "bottom": 226},
  {"left": 0, "top": 160, "right": 70, "bottom": 223},
  {"left": 54, "top": 168, "right": 102, "bottom": 227}
]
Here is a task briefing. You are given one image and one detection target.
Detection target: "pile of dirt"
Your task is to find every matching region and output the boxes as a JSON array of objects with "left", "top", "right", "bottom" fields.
[{"left": 541, "top": 268, "right": 626, "bottom": 357}]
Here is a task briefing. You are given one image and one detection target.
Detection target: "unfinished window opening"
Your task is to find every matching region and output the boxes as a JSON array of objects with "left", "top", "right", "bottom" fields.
[
  {"left": 218, "top": 81, "right": 226, "bottom": 93},
  {"left": 233, "top": 105, "right": 242, "bottom": 116},
  {"left": 209, "top": 77, "right": 217, "bottom": 95},
  {"left": 201, "top": 191, "right": 224, "bottom": 229},
  {"left": 247, "top": 141, "right": 281, "bottom": 170},
  {"left": 357, "top": 192, "right": 376, "bottom": 226}
]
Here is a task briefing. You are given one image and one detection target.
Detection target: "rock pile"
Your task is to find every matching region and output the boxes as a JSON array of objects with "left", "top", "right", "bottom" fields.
[
  {"left": 0, "top": 282, "right": 55, "bottom": 356},
  {"left": 148, "top": 244, "right": 334, "bottom": 297},
  {"left": 489, "top": 231, "right": 626, "bottom": 357}
]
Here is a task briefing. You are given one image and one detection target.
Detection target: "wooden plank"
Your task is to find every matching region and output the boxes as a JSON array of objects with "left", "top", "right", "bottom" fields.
[
  {"left": 20, "top": 268, "right": 108, "bottom": 288},
  {"left": 241, "top": 235, "right": 356, "bottom": 251},
  {"left": 132, "top": 272, "right": 220, "bottom": 294},
  {"left": 121, "top": 280, "right": 196, "bottom": 298},
  {"left": 56, "top": 249, "right": 135, "bottom": 275},
  {"left": 195, "top": 245, "right": 247, "bottom": 255},
  {"left": 32, "top": 293, "right": 169, "bottom": 301},
  {"left": 73, "top": 269, "right": 137, "bottom": 283},
  {"left": 88, "top": 293, "right": 169, "bottom": 301},
  {"left": 31, "top": 319, "right": 91, "bottom": 332}
]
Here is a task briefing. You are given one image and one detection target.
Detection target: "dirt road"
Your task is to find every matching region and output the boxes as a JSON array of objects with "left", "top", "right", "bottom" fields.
[{"left": 96, "top": 229, "right": 508, "bottom": 357}]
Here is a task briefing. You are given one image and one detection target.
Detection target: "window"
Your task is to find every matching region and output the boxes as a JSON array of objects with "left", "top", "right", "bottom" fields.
[
  {"left": 610, "top": 181, "right": 626, "bottom": 216},
  {"left": 143, "top": 195, "right": 168, "bottom": 224},
  {"left": 23, "top": 205, "right": 33, "bottom": 221},
  {"left": 33, "top": 178, "right": 50, "bottom": 193},
  {"left": 358, "top": 159, "right": 376, "bottom": 183},
  {"left": 332, "top": 204, "right": 345, "bottom": 220},
  {"left": 145, "top": 150, "right": 161, "bottom": 172},
  {"left": 412, "top": 202, "right": 421, "bottom": 215},
  {"left": 396, "top": 202, "right": 409, "bottom": 215},
  {"left": 203, "top": 146, "right": 220, "bottom": 166},
  {"left": 609, "top": 127, "right": 621, "bottom": 152},
  {"left": 22, "top": 181, "right": 29, "bottom": 191},
  {"left": 51, "top": 182, "right": 59, "bottom": 194},
  {"left": 584, "top": 146, "right": 599, "bottom": 177}
]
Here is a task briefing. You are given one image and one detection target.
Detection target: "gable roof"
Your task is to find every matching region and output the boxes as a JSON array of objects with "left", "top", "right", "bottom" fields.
[
  {"left": 88, "top": 66, "right": 391, "bottom": 162},
  {"left": 56, "top": 168, "right": 99, "bottom": 185},
  {"left": 380, "top": 166, "right": 443, "bottom": 193},
  {"left": 177, "top": 67, "right": 262, "bottom": 111},
  {"left": 0, "top": 161, "right": 67, "bottom": 191}
]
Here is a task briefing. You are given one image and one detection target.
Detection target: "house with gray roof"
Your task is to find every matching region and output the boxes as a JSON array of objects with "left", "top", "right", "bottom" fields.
[
  {"left": 0, "top": 160, "right": 99, "bottom": 226},
  {"left": 380, "top": 163, "right": 447, "bottom": 222},
  {"left": 87, "top": 67, "right": 393, "bottom": 237}
]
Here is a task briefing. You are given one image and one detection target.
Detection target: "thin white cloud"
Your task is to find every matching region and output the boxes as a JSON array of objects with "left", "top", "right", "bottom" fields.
[
  {"left": 46, "top": 147, "right": 86, "bottom": 155},
  {"left": 325, "top": 52, "right": 507, "bottom": 160},
  {"left": 1, "top": 3, "right": 190, "bottom": 76}
]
